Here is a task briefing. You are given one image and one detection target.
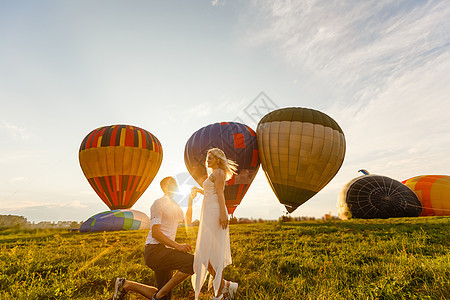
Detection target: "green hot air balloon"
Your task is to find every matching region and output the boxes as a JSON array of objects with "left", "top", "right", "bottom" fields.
[{"left": 257, "top": 107, "right": 346, "bottom": 213}]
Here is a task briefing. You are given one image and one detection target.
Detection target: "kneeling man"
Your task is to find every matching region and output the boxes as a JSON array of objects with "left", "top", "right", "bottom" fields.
[{"left": 113, "top": 177, "right": 196, "bottom": 300}]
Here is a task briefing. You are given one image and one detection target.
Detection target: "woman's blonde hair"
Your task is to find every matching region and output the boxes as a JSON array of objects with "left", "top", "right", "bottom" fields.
[{"left": 206, "top": 148, "right": 238, "bottom": 180}]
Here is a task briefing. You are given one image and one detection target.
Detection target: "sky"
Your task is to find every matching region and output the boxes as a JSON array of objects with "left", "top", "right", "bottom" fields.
[{"left": 1, "top": 0, "right": 449, "bottom": 223}]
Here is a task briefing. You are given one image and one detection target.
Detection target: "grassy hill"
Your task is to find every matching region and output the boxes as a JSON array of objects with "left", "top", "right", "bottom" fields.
[{"left": 1, "top": 217, "right": 449, "bottom": 299}]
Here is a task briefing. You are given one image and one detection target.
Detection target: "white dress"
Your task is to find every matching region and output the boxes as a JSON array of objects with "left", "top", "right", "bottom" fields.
[{"left": 191, "top": 176, "right": 232, "bottom": 299}]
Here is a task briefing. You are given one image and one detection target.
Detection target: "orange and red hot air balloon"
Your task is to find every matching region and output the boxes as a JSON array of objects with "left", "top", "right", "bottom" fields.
[
  {"left": 402, "top": 175, "right": 450, "bottom": 216},
  {"left": 79, "top": 125, "right": 163, "bottom": 210}
]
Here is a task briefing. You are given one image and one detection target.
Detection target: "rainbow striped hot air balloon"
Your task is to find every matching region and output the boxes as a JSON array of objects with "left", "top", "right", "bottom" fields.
[
  {"left": 257, "top": 107, "right": 346, "bottom": 213},
  {"left": 79, "top": 209, "right": 151, "bottom": 232},
  {"left": 79, "top": 125, "right": 163, "bottom": 210},
  {"left": 402, "top": 175, "right": 450, "bottom": 216},
  {"left": 184, "top": 122, "right": 260, "bottom": 214}
]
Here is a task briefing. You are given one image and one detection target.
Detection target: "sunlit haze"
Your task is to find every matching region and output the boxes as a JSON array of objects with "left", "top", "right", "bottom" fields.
[{"left": 1, "top": 1, "right": 449, "bottom": 223}]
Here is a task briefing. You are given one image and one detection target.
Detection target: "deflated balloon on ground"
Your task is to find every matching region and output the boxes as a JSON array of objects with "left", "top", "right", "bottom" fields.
[
  {"left": 79, "top": 209, "right": 151, "bottom": 232},
  {"left": 337, "top": 174, "right": 422, "bottom": 219}
]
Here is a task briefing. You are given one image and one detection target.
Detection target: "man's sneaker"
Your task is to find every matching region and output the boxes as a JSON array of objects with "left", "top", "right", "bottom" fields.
[
  {"left": 224, "top": 281, "right": 238, "bottom": 300},
  {"left": 113, "top": 277, "right": 127, "bottom": 300},
  {"left": 151, "top": 292, "right": 160, "bottom": 300}
]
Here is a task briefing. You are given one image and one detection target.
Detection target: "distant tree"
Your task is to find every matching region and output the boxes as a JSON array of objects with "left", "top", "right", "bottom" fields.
[
  {"left": 0, "top": 215, "right": 28, "bottom": 228},
  {"left": 0, "top": 215, "right": 82, "bottom": 230},
  {"left": 279, "top": 215, "right": 292, "bottom": 222}
]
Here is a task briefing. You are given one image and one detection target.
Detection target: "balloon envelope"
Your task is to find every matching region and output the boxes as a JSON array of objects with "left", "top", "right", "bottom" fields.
[
  {"left": 257, "top": 107, "right": 346, "bottom": 213},
  {"left": 337, "top": 175, "right": 422, "bottom": 219},
  {"left": 184, "top": 122, "right": 260, "bottom": 214},
  {"left": 79, "top": 125, "right": 163, "bottom": 210},
  {"left": 79, "top": 209, "right": 151, "bottom": 232},
  {"left": 402, "top": 175, "right": 450, "bottom": 216}
]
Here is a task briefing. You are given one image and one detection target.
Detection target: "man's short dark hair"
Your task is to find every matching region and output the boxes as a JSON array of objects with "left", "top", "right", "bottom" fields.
[{"left": 160, "top": 177, "right": 177, "bottom": 193}]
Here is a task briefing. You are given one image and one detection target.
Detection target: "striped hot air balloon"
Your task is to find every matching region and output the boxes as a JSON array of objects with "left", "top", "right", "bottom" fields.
[
  {"left": 79, "top": 209, "right": 151, "bottom": 232},
  {"left": 402, "top": 175, "right": 450, "bottom": 216},
  {"left": 257, "top": 107, "right": 346, "bottom": 213},
  {"left": 184, "top": 122, "right": 260, "bottom": 214},
  {"left": 79, "top": 125, "right": 163, "bottom": 210}
]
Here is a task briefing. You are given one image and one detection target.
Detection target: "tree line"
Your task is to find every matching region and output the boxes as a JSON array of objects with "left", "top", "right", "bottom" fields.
[{"left": 0, "top": 214, "right": 81, "bottom": 230}]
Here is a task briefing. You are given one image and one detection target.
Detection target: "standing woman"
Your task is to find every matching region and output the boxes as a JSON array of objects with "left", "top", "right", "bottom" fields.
[{"left": 191, "top": 148, "right": 239, "bottom": 300}]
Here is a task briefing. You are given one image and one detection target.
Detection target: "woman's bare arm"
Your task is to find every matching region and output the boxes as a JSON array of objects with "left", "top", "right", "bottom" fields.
[{"left": 213, "top": 169, "right": 228, "bottom": 229}]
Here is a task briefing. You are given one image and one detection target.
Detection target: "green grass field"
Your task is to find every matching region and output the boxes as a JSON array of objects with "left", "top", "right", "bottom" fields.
[{"left": 1, "top": 217, "right": 449, "bottom": 299}]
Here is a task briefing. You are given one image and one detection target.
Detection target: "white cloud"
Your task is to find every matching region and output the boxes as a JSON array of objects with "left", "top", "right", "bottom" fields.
[
  {"left": 211, "top": 0, "right": 226, "bottom": 7},
  {"left": 8, "top": 177, "right": 26, "bottom": 183},
  {"left": 66, "top": 200, "right": 87, "bottom": 208},
  {"left": 244, "top": 0, "right": 450, "bottom": 93},
  {"left": 0, "top": 121, "right": 32, "bottom": 140}
]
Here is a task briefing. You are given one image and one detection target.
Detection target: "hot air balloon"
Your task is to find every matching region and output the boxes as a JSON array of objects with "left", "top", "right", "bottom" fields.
[
  {"left": 402, "top": 175, "right": 450, "bottom": 216},
  {"left": 184, "top": 122, "right": 260, "bottom": 214},
  {"left": 337, "top": 174, "right": 422, "bottom": 219},
  {"left": 79, "top": 125, "right": 163, "bottom": 210},
  {"left": 79, "top": 209, "right": 151, "bottom": 232},
  {"left": 256, "top": 107, "right": 346, "bottom": 213}
]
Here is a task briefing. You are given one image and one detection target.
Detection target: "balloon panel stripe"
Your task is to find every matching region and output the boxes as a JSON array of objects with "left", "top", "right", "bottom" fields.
[
  {"left": 86, "top": 128, "right": 99, "bottom": 149},
  {"left": 236, "top": 184, "right": 245, "bottom": 201},
  {"left": 93, "top": 128, "right": 104, "bottom": 148},
  {"left": 124, "top": 127, "right": 134, "bottom": 147},
  {"left": 100, "top": 126, "right": 112, "bottom": 147},
  {"left": 122, "top": 175, "right": 132, "bottom": 205},
  {"left": 245, "top": 125, "right": 256, "bottom": 136},
  {"left": 84, "top": 130, "right": 95, "bottom": 150},
  {"left": 104, "top": 175, "right": 116, "bottom": 207},
  {"left": 108, "top": 175, "right": 118, "bottom": 207},
  {"left": 128, "top": 176, "right": 141, "bottom": 207},
  {"left": 80, "top": 135, "right": 88, "bottom": 151},
  {"left": 118, "top": 127, "right": 126, "bottom": 147},
  {"left": 233, "top": 133, "right": 245, "bottom": 149},
  {"left": 251, "top": 149, "right": 259, "bottom": 167},
  {"left": 99, "top": 176, "right": 115, "bottom": 208},
  {"left": 109, "top": 125, "right": 118, "bottom": 146},
  {"left": 121, "top": 175, "right": 129, "bottom": 206},
  {"left": 93, "top": 177, "right": 113, "bottom": 208},
  {"left": 415, "top": 176, "right": 440, "bottom": 216},
  {"left": 139, "top": 129, "right": 146, "bottom": 149},
  {"left": 227, "top": 175, "right": 235, "bottom": 185}
]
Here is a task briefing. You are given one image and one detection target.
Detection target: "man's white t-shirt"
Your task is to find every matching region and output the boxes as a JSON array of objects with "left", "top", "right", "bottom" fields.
[{"left": 145, "top": 195, "right": 184, "bottom": 246}]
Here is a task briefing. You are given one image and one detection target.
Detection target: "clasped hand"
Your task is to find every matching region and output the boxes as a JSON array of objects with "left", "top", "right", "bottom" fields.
[{"left": 190, "top": 186, "right": 203, "bottom": 198}]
